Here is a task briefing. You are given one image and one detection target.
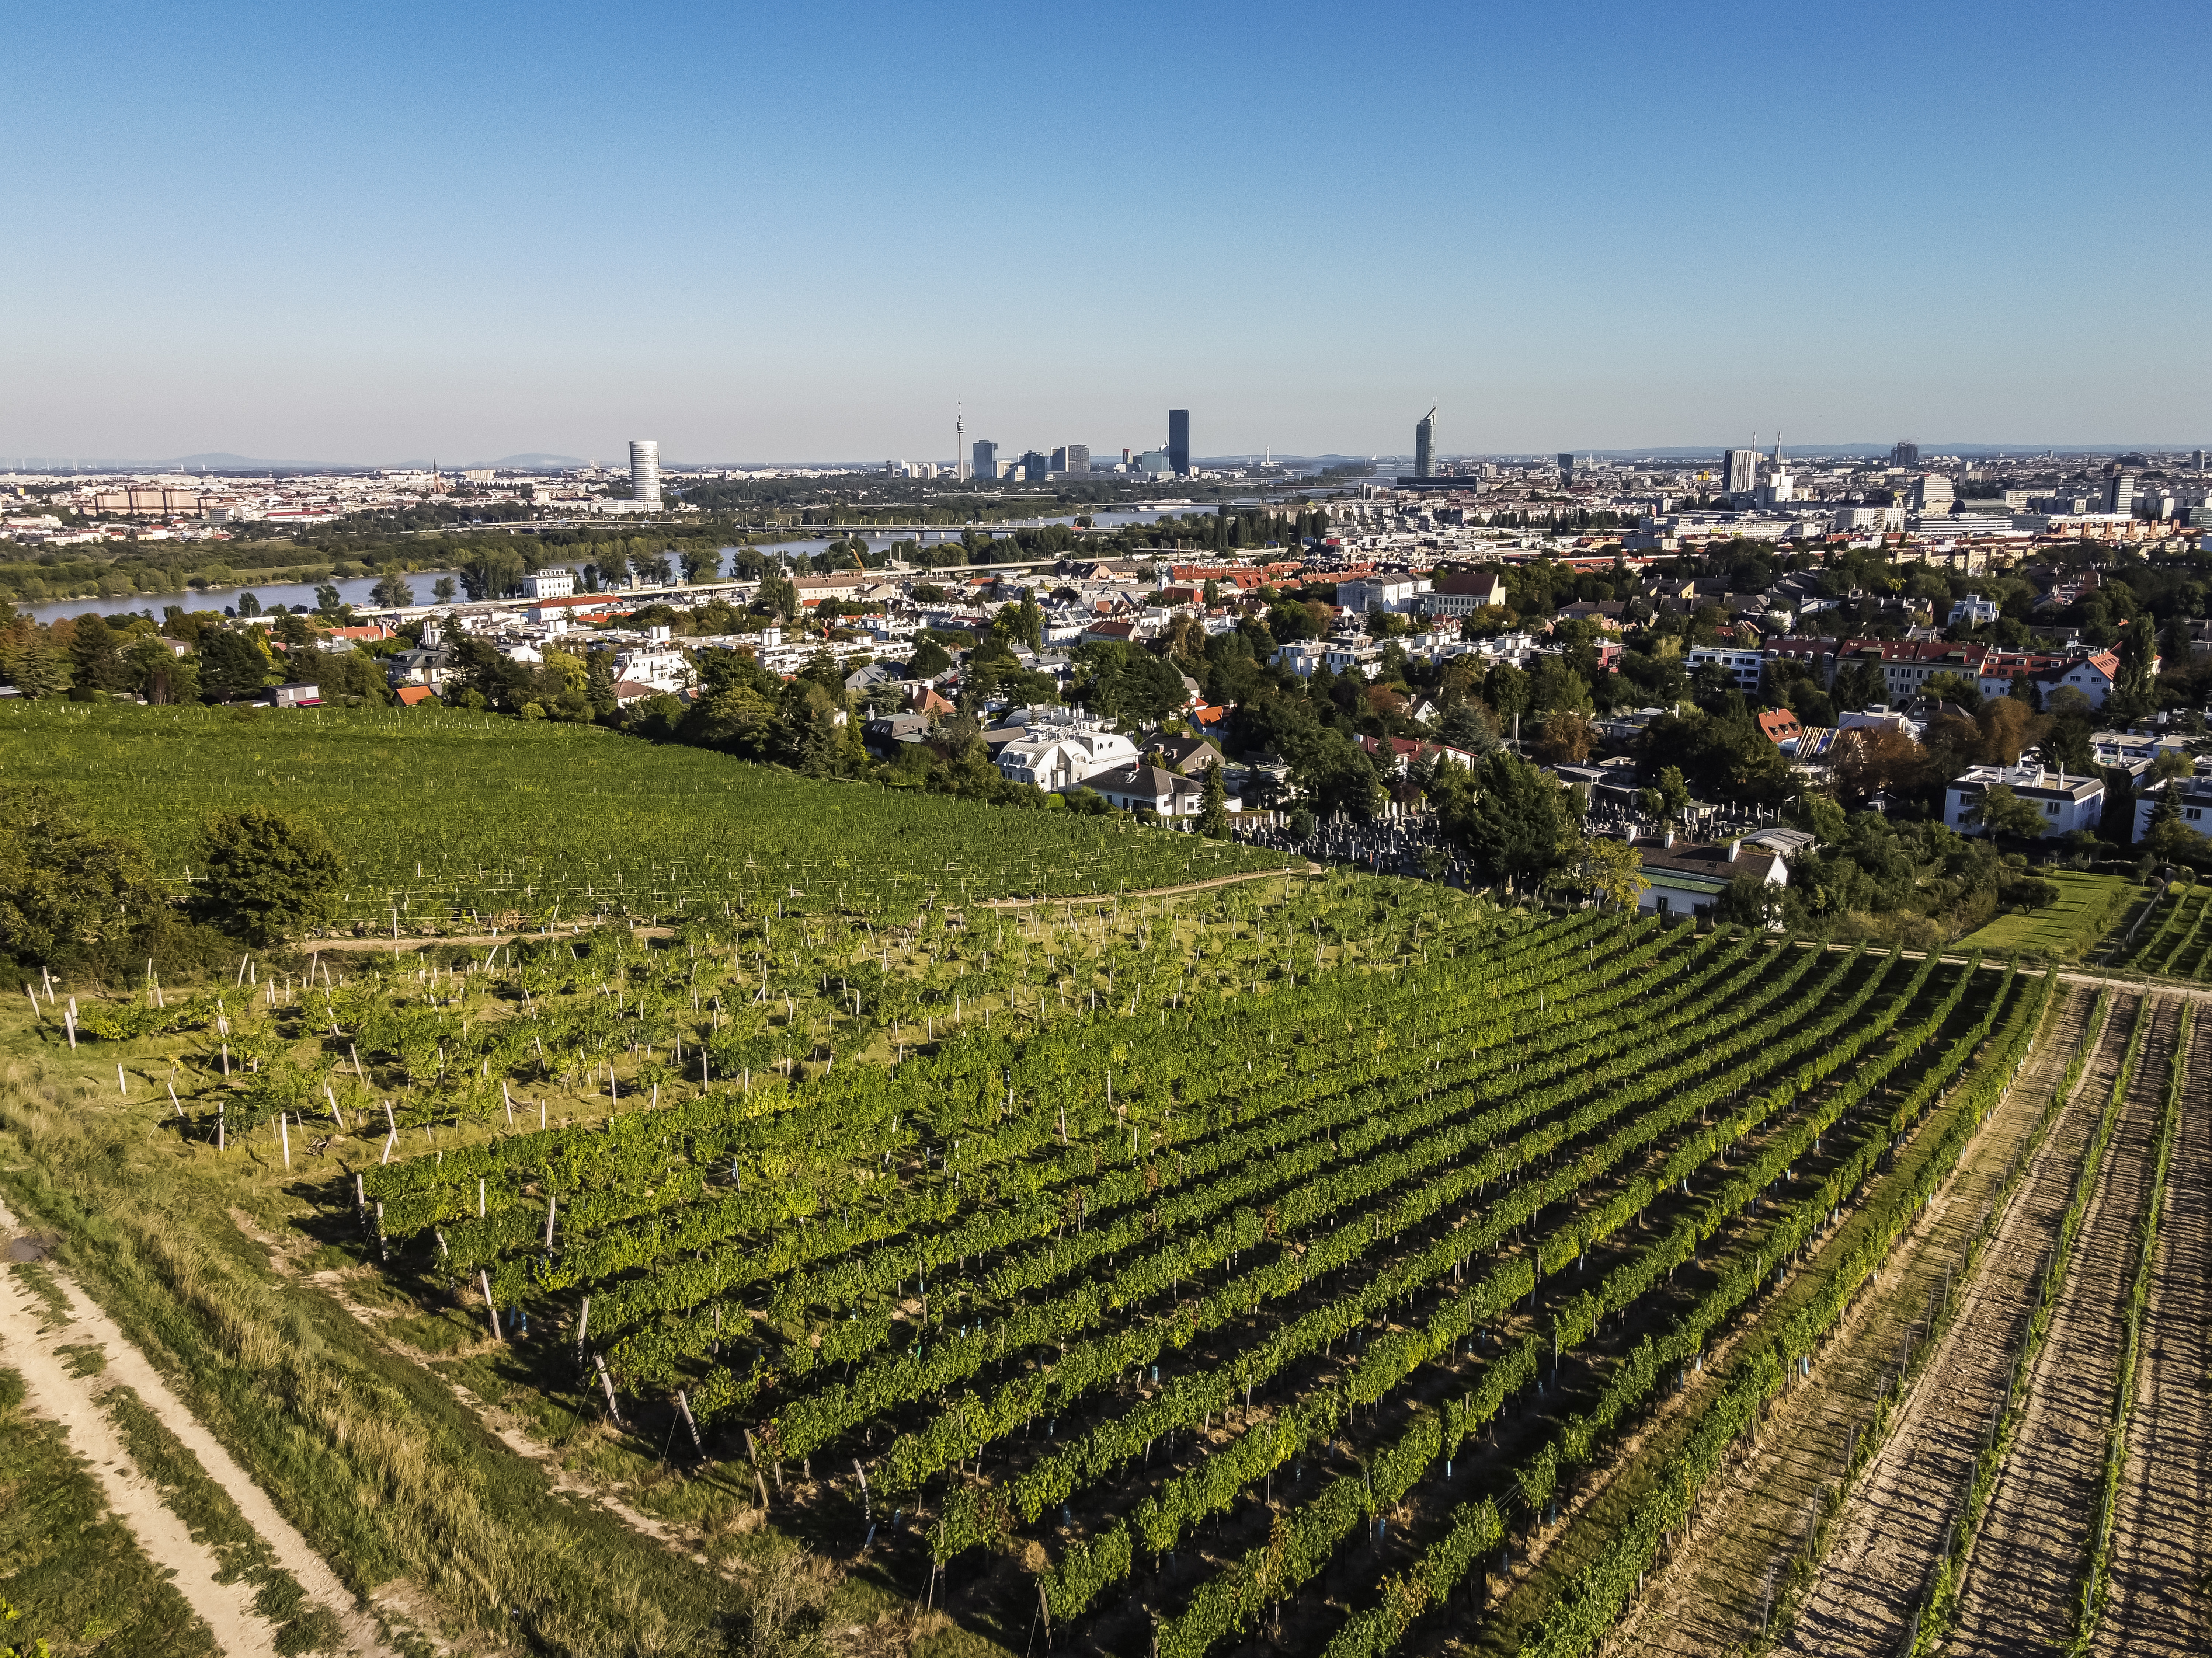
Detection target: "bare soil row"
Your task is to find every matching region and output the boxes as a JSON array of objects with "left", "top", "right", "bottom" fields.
[
  {"left": 2091, "top": 1006, "right": 2210, "bottom": 1658},
  {"left": 1593, "top": 986, "right": 2100, "bottom": 1658},
  {"left": 1777, "top": 989, "right": 2135, "bottom": 1658},
  {"left": 1946, "top": 996, "right": 2181, "bottom": 1654}
]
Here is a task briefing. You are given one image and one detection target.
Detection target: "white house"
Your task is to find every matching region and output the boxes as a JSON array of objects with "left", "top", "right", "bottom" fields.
[
  {"left": 523, "top": 568, "right": 575, "bottom": 600},
  {"left": 1944, "top": 763, "right": 2104, "bottom": 838},
  {"left": 1627, "top": 833, "right": 1788, "bottom": 921},
  {"left": 2042, "top": 650, "right": 2126, "bottom": 710},
  {"left": 1079, "top": 762, "right": 1239, "bottom": 817},
  {"left": 1397, "top": 632, "right": 1472, "bottom": 663},
  {"left": 995, "top": 726, "right": 1141, "bottom": 791},
  {"left": 1419, "top": 572, "right": 1510, "bottom": 616},
  {"left": 1322, "top": 639, "right": 1382, "bottom": 678},
  {"left": 609, "top": 642, "right": 692, "bottom": 694},
  {"left": 2131, "top": 772, "right": 2212, "bottom": 844},
  {"left": 1335, "top": 575, "right": 1430, "bottom": 616},
  {"left": 1948, "top": 596, "right": 2000, "bottom": 628}
]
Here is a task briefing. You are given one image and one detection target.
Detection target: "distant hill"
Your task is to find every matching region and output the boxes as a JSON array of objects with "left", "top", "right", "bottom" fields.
[{"left": 487, "top": 453, "right": 588, "bottom": 469}]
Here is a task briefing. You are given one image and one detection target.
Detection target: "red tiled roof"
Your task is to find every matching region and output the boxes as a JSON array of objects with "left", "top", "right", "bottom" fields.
[
  {"left": 1756, "top": 708, "right": 1802, "bottom": 744},
  {"left": 393, "top": 685, "right": 436, "bottom": 706}
]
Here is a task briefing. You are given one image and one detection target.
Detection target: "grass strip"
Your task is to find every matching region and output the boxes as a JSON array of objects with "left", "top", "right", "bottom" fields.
[
  {"left": 100, "top": 1383, "right": 349, "bottom": 1656},
  {"left": 0, "top": 1366, "right": 220, "bottom": 1658}
]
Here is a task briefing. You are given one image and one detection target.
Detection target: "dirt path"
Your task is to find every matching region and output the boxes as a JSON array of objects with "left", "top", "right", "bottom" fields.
[
  {"left": 0, "top": 1195, "right": 397, "bottom": 1658},
  {"left": 302, "top": 864, "right": 1328, "bottom": 948},
  {"left": 974, "top": 863, "right": 1324, "bottom": 908},
  {"left": 2093, "top": 1008, "right": 2210, "bottom": 1658},
  {"left": 1604, "top": 985, "right": 2094, "bottom": 1658},
  {"left": 0, "top": 1254, "right": 269, "bottom": 1654},
  {"left": 1947, "top": 996, "right": 2181, "bottom": 1656},
  {"left": 1777, "top": 989, "right": 2125, "bottom": 1657},
  {"left": 312, "top": 926, "right": 668, "bottom": 954}
]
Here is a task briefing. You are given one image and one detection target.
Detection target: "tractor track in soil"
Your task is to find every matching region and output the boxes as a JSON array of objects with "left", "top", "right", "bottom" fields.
[
  {"left": 1774, "top": 989, "right": 2129, "bottom": 1657},
  {"left": 1945, "top": 995, "right": 2182, "bottom": 1656},
  {"left": 0, "top": 1194, "right": 397, "bottom": 1658},
  {"left": 1599, "top": 985, "right": 2096, "bottom": 1658},
  {"left": 2091, "top": 1005, "right": 2210, "bottom": 1658}
]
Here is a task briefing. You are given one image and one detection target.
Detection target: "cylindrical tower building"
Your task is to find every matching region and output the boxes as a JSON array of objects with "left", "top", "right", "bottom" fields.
[{"left": 629, "top": 439, "right": 662, "bottom": 509}]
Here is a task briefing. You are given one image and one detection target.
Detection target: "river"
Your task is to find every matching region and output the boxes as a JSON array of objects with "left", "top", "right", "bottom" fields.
[{"left": 17, "top": 503, "right": 1285, "bottom": 625}]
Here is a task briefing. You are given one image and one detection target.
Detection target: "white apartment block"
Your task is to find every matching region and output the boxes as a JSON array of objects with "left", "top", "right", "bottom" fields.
[{"left": 1944, "top": 763, "right": 2104, "bottom": 838}]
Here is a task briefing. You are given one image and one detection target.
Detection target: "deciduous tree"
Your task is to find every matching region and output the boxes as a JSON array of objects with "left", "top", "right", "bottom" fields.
[
  {"left": 194, "top": 806, "right": 344, "bottom": 944},
  {"left": 1963, "top": 783, "right": 2048, "bottom": 840}
]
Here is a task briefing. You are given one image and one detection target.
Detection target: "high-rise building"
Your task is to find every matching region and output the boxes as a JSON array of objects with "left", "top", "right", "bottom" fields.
[
  {"left": 1414, "top": 408, "right": 1437, "bottom": 478},
  {"left": 1050, "top": 444, "right": 1091, "bottom": 475},
  {"left": 1019, "top": 451, "right": 1049, "bottom": 483},
  {"left": 1911, "top": 473, "right": 1954, "bottom": 515},
  {"left": 972, "top": 439, "right": 999, "bottom": 481},
  {"left": 629, "top": 439, "right": 661, "bottom": 509},
  {"left": 2194, "top": 448, "right": 2205, "bottom": 476},
  {"left": 2105, "top": 467, "right": 2137, "bottom": 516},
  {"left": 1557, "top": 452, "right": 1575, "bottom": 483},
  {"left": 1722, "top": 449, "right": 1759, "bottom": 494},
  {"left": 1891, "top": 441, "right": 1921, "bottom": 470},
  {"left": 1167, "top": 410, "right": 1190, "bottom": 476}
]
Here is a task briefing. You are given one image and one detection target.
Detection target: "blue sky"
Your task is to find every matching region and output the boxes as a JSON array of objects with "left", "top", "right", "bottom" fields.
[{"left": 6, "top": 1, "right": 2205, "bottom": 464}]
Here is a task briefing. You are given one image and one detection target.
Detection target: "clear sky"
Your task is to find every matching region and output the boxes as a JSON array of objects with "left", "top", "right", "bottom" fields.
[{"left": 6, "top": 0, "right": 2205, "bottom": 466}]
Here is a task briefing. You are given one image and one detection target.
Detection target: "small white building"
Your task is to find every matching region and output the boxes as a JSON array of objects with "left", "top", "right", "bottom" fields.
[
  {"left": 1944, "top": 763, "right": 2104, "bottom": 838},
  {"left": 523, "top": 568, "right": 575, "bottom": 599},
  {"left": 2043, "top": 650, "right": 2126, "bottom": 711},
  {"left": 1322, "top": 639, "right": 1382, "bottom": 678}
]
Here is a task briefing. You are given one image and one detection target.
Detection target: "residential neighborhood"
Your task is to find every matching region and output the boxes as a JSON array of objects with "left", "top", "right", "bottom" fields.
[{"left": 8, "top": 462, "right": 2212, "bottom": 941}]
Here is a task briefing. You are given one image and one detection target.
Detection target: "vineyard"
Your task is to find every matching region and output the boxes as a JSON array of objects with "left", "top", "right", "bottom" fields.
[
  {"left": 2102, "top": 878, "right": 2212, "bottom": 982},
  {"left": 27, "top": 815, "right": 2095, "bottom": 1658},
  {"left": 0, "top": 701, "right": 1293, "bottom": 929}
]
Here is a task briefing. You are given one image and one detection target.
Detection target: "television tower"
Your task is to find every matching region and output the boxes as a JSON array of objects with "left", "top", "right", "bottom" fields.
[{"left": 956, "top": 404, "right": 970, "bottom": 481}]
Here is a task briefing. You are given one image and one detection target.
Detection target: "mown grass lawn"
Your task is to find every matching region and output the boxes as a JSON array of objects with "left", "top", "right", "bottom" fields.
[{"left": 1958, "top": 869, "right": 2147, "bottom": 959}]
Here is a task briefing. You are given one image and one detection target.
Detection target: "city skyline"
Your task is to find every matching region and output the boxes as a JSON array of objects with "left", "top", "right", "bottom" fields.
[
  {"left": 6, "top": 1, "right": 2206, "bottom": 463},
  {"left": 5, "top": 433, "right": 2208, "bottom": 475}
]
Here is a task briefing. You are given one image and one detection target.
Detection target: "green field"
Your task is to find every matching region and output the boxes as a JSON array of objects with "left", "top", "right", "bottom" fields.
[
  {"left": 0, "top": 701, "right": 1291, "bottom": 933},
  {"left": 1957, "top": 869, "right": 2148, "bottom": 961}
]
